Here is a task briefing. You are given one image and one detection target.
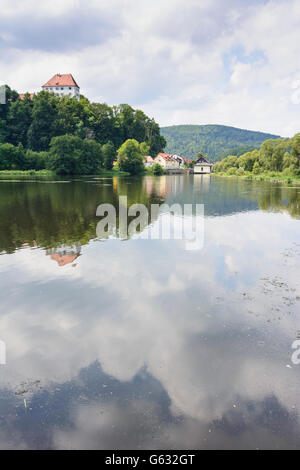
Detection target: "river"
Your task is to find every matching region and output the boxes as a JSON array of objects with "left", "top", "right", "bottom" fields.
[{"left": 0, "top": 174, "right": 300, "bottom": 449}]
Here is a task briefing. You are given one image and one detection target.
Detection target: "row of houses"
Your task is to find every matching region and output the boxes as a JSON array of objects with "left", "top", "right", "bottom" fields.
[
  {"left": 144, "top": 153, "right": 190, "bottom": 169},
  {"left": 144, "top": 153, "right": 214, "bottom": 173}
]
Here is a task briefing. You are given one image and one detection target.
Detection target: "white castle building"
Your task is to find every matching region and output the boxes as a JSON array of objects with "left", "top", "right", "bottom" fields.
[{"left": 42, "top": 74, "right": 80, "bottom": 100}]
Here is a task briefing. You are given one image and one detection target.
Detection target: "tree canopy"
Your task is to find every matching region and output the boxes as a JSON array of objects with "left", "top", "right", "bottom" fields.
[
  {"left": 0, "top": 86, "right": 166, "bottom": 156},
  {"left": 213, "top": 134, "right": 300, "bottom": 178},
  {"left": 117, "top": 139, "right": 145, "bottom": 175}
]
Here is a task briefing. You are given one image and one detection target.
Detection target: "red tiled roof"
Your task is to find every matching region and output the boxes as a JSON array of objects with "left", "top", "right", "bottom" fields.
[
  {"left": 19, "top": 93, "right": 34, "bottom": 100},
  {"left": 144, "top": 156, "right": 154, "bottom": 163},
  {"left": 42, "top": 74, "right": 79, "bottom": 88},
  {"left": 156, "top": 153, "right": 174, "bottom": 161},
  {"left": 50, "top": 254, "right": 79, "bottom": 267}
]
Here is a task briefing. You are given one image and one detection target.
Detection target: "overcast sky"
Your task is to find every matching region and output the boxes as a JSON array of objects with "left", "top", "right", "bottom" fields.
[{"left": 1, "top": 0, "right": 300, "bottom": 136}]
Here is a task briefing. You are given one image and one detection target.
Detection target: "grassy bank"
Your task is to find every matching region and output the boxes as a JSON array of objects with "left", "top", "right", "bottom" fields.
[
  {"left": 0, "top": 170, "right": 55, "bottom": 179},
  {"left": 213, "top": 171, "right": 300, "bottom": 184},
  {"left": 98, "top": 169, "right": 130, "bottom": 176},
  {"left": 0, "top": 169, "right": 130, "bottom": 179}
]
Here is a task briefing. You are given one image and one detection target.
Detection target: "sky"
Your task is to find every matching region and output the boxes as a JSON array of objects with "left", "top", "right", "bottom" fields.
[{"left": 0, "top": 0, "right": 300, "bottom": 136}]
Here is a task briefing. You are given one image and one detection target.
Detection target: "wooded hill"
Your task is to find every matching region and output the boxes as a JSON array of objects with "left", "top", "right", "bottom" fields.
[{"left": 160, "top": 124, "right": 280, "bottom": 161}]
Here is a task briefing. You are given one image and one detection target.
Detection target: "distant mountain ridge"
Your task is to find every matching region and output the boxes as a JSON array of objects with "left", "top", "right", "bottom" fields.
[{"left": 160, "top": 125, "right": 281, "bottom": 161}]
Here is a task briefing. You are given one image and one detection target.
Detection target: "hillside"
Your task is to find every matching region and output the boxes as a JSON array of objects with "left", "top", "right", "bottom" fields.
[{"left": 160, "top": 125, "right": 281, "bottom": 161}]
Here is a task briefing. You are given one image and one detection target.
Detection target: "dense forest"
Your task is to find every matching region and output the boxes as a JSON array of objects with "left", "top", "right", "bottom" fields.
[
  {"left": 213, "top": 133, "right": 300, "bottom": 179},
  {"left": 161, "top": 125, "right": 280, "bottom": 161},
  {"left": 0, "top": 86, "right": 166, "bottom": 174}
]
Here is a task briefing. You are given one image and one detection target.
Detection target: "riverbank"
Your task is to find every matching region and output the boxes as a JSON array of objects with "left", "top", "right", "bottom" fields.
[
  {"left": 213, "top": 171, "right": 300, "bottom": 184},
  {"left": 0, "top": 169, "right": 130, "bottom": 179},
  {"left": 0, "top": 170, "right": 55, "bottom": 179}
]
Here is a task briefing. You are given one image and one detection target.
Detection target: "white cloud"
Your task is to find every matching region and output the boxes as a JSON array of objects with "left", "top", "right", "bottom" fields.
[{"left": 0, "top": 1, "right": 300, "bottom": 136}]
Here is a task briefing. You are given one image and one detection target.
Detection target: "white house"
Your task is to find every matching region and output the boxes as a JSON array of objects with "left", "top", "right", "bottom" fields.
[
  {"left": 144, "top": 156, "right": 154, "bottom": 168},
  {"left": 42, "top": 74, "right": 80, "bottom": 100},
  {"left": 194, "top": 155, "right": 213, "bottom": 174},
  {"left": 154, "top": 153, "right": 181, "bottom": 169}
]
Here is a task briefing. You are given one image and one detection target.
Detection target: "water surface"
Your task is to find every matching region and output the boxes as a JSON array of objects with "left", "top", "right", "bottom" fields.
[{"left": 0, "top": 175, "right": 300, "bottom": 449}]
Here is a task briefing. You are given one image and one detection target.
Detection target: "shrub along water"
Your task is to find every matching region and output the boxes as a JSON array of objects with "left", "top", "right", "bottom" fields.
[
  {"left": 213, "top": 133, "right": 300, "bottom": 181},
  {"left": 0, "top": 135, "right": 152, "bottom": 176}
]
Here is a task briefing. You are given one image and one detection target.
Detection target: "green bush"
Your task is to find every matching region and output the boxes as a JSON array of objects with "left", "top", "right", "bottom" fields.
[
  {"left": 0, "top": 142, "right": 25, "bottom": 170},
  {"left": 48, "top": 134, "right": 102, "bottom": 175},
  {"left": 24, "top": 149, "right": 48, "bottom": 170},
  {"left": 227, "top": 167, "right": 238, "bottom": 175},
  {"left": 236, "top": 167, "right": 245, "bottom": 176},
  {"left": 117, "top": 139, "right": 145, "bottom": 175},
  {"left": 252, "top": 162, "right": 261, "bottom": 175},
  {"left": 102, "top": 141, "right": 116, "bottom": 170},
  {"left": 152, "top": 163, "right": 164, "bottom": 175}
]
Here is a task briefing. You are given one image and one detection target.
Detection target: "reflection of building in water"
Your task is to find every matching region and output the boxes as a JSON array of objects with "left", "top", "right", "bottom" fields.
[
  {"left": 144, "top": 175, "right": 191, "bottom": 200},
  {"left": 113, "top": 177, "right": 118, "bottom": 193},
  {"left": 46, "top": 243, "right": 81, "bottom": 267},
  {"left": 144, "top": 176, "right": 154, "bottom": 197},
  {"left": 192, "top": 173, "right": 212, "bottom": 193}
]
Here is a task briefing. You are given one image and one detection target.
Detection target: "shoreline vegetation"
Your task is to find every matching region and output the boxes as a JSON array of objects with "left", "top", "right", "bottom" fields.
[
  {"left": 0, "top": 166, "right": 165, "bottom": 179},
  {"left": 1, "top": 88, "right": 300, "bottom": 181},
  {"left": 212, "top": 172, "right": 300, "bottom": 184},
  {"left": 212, "top": 132, "right": 300, "bottom": 185},
  {"left": 0, "top": 168, "right": 130, "bottom": 179},
  {"left": 0, "top": 86, "right": 166, "bottom": 176}
]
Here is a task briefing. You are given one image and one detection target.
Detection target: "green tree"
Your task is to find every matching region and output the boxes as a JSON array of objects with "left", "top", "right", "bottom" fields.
[
  {"left": 290, "top": 133, "right": 300, "bottom": 167},
  {"left": 48, "top": 134, "right": 102, "bottom": 175},
  {"left": 102, "top": 141, "right": 116, "bottom": 170},
  {"left": 27, "top": 92, "right": 58, "bottom": 151},
  {"left": 252, "top": 161, "right": 261, "bottom": 175},
  {"left": 87, "top": 102, "right": 116, "bottom": 145},
  {"left": 48, "top": 135, "right": 83, "bottom": 175},
  {"left": 117, "top": 139, "right": 145, "bottom": 175},
  {"left": 139, "top": 141, "right": 150, "bottom": 156},
  {"left": 237, "top": 150, "right": 258, "bottom": 172},
  {"left": 24, "top": 149, "right": 48, "bottom": 170},
  {"left": 147, "top": 121, "right": 166, "bottom": 157},
  {"left": 54, "top": 96, "right": 88, "bottom": 138},
  {"left": 197, "top": 151, "right": 207, "bottom": 159},
  {"left": 0, "top": 142, "right": 25, "bottom": 170},
  {"left": 78, "top": 139, "right": 103, "bottom": 174},
  {"left": 0, "top": 83, "right": 166, "bottom": 164},
  {"left": 0, "top": 85, "right": 19, "bottom": 143},
  {"left": 152, "top": 163, "right": 164, "bottom": 175},
  {"left": 7, "top": 94, "right": 34, "bottom": 147}
]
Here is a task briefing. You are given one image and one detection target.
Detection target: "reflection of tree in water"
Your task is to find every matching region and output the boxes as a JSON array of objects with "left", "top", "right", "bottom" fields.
[
  {"left": 1, "top": 177, "right": 299, "bottom": 255},
  {"left": 0, "top": 178, "right": 165, "bottom": 254},
  {"left": 255, "top": 185, "right": 300, "bottom": 219}
]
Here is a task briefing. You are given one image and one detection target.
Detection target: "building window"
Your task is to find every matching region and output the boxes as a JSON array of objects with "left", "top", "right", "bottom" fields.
[{"left": 69, "top": 87, "right": 72, "bottom": 90}]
